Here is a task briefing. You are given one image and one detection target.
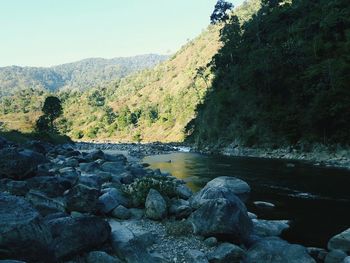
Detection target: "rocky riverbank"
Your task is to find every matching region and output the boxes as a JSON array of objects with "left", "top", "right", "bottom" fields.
[
  {"left": 0, "top": 137, "right": 349, "bottom": 263},
  {"left": 195, "top": 142, "right": 350, "bottom": 170}
]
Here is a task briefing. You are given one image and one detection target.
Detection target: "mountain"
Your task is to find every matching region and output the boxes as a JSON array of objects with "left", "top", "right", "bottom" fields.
[
  {"left": 0, "top": 54, "right": 168, "bottom": 95},
  {"left": 188, "top": 0, "right": 350, "bottom": 147}
]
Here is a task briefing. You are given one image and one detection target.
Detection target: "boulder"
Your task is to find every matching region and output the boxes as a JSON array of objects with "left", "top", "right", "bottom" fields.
[
  {"left": 207, "top": 242, "right": 245, "bottom": 263},
  {"left": 328, "top": 228, "right": 350, "bottom": 253},
  {"left": 0, "top": 260, "right": 27, "bottom": 263},
  {"left": 189, "top": 197, "right": 252, "bottom": 243},
  {"left": 110, "top": 223, "right": 161, "bottom": 263},
  {"left": 145, "top": 189, "right": 167, "bottom": 220},
  {"left": 185, "top": 250, "right": 209, "bottom": 263},
  {"left": 0, "top": 148, "right": 46, "bottom": 180},
  {"left": 85, "top": 149, "right": 105, "bottom": 161},
  {"left": 0, "top": 136, "right": 9, "bottom": 148},
  {"left": 169, "top": 199, "right": 192, "bottom": 219},
  {"left": 64, "top": 183, "right": 100, "bottom": 213},
  {"left": 4, "top": 180, "right": 28, "bottom": 196},
  {"left": 325, "top": 250, "right": 347, "bottom": 263},
  {"left": 85, "top": 251, "right": 122, "bottom": 263},
  {"left": 252, "top": 219, "right": 290, "bottom": 237},
  {"left": 343, "top": 256, "right": 350, "bottom": 263},
  {"left": 111, "top": 205, "right": 131, "bottom": 220},
  {"left": 253, "top": 201, "right": 276, "bottom": 208},
  {"left": 101, "top": 162, "right": 127, "bottom": 175},
  {"left": 79, "top": 174, "right": 102, "bottom": 189},
  {"left": 26, "top": 190, "right": 66, "bottom": 216},
  {"left": 27, "top": 176, "right": 72, "bottom": 197},
  {"left": 204, "top": 176, "right": 250, "bottom": 200},
  {"left": 46, "top": 216, "right": 111, "bottom": 260},
  {"left": 204, "top": 237, "right": 218, "bottom": 247},
  {"left": 58, "top": 167, "right": 79, "bottom": 186},
  {"left": 98, "top": 188, "right": 129, "bottom": 214},
  {"left": 243, "top": 237, "right": 316, "bottom": 263},
  {"left": 175, "top": 184, "right": 193, "bottom": 199},
  {"left": 79, "top": 162, "right": 101, "bottom": 173},
  {"left": 0, "top": 193, "right": 53, "bottom": 262}
]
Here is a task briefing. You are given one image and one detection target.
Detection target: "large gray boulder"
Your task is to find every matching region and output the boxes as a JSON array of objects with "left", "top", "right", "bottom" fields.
[
  {"left": 111, "top": 223, "right": 160, "bottom": 263},
  {"left": 189, "top": 197, "right": 252, "bottom": 243},
  {"left": 98, "top": 188, "right": 129, "bottom": 214},
  {"left": 0, "top": 193, "right": 53, "bottom": 262},
  {"left": 324, "top": 250, "right": 347, "bottom": 263},
  {"left": 204, "top": 176, "right": 250, "bottom": 200},
  {"left": 101, "top": 162, "right": 127, "bottom": 175},
  {"left": 169, "top": 199, "right": 192, "bottom": 219},
  {"left": 85, "top": 149, "right": 105, "bottom": 162},
  {"left": 26, "top": 190, "right": 66, "bottom": 216},
  {"left": 27, "top": 176, "right": 72, "bottom": 198},
  {"left": 185, "top": 249, "right": 209, "bottom": 263},
  {"left": 46, "top": 216, "right": 111, "bottom": 260},
  {"left": 64, "top": 183, "right": 100, "bottom": 213},
  {"left": 243, "top": 237, "right": 316, "bottom": 263},
  {"left": 207, "top": 242, "right": 245, "bottom": 263},
  {"left": 328, "top": 228, "right": 350, "bottom": 253},
  {"left": 252, "top": 219, "right": 290, "bottom": 237},
  {"left": 0, "top": 148, "right": 46, "bottom": 180},
  {"left": 145, "top": 189, "right": 167, "bottom": 220}
]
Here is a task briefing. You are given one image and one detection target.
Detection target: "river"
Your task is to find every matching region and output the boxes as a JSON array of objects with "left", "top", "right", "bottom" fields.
[{"left": 143, "top": 152, "right": 350, "bottom": 248}]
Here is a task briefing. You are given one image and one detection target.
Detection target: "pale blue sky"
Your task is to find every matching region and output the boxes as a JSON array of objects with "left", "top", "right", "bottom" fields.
[{"left": 0, "top": 0, "right": 244, "bottom": 67}]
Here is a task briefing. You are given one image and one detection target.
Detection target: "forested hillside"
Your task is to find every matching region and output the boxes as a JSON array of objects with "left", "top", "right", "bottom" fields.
[
  {"left": 0, "top": 54, "right": 167, "bottom": 95},
  {"left": 187, "top": 0, "right": 350, "bottom": 148}
]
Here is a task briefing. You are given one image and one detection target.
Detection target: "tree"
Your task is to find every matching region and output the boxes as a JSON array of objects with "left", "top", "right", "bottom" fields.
[
  {"left": 210, "top": 0, "right": 234, "bottom": 24},
  {"left": 40, "top": 96, "right": 63, "bottom": 132}
]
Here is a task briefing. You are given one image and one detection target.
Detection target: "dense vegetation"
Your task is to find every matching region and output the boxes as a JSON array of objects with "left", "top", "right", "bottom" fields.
[
  {"left": 0, "top": 54, "right": 167, "bottom": 95},
  {"left": 187, "top": 0, "right": 350, "bottom": 147}
]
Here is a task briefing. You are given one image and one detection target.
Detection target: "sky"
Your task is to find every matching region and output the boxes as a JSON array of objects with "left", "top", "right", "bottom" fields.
[{"left": 0, "top": 0, "right": 244, "bottom": 67}]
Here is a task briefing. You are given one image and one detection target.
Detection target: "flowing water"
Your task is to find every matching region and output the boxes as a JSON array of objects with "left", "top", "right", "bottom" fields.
[{"left": 143, "top": 152, "right": 350, "bottom": 248}]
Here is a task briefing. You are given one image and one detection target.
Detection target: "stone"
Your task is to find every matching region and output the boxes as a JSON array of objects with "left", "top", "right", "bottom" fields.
[
  {"left": 176, "top": 184, "right": 193, "bottom": 199},
  {"left": 64, "top": 183, "right": 100, "bottom": 213},
  {"left": 79, "top": 174, "right": 102, "bottom": 189},
  {"left": 4, "top": 180, "right": 28, "bottom": 196},
  {"left": 0, "top": 260, "right": 27, "bottom": 263},
  {"left": 325, "top": 250, "right": 347, "bottom": 263},
  {"left": 145, "top": 189, "right": 167, "bottom": 220},
  {"left": 27, "top": 176, "right": 72, "bottom": 198},
  {"left": 101, "top": 162, "right": 127, "bottom": 175},
  {"left": 204, "top": 237, "right": 218, "bottom": 247},
  {"left": 46, "top": 216, "right": 111, "bottom": 260},
  {"left": 85, "top": 149, "right": 105, "bottom": 161},
  {"left": 307, "top": 247, "right": 327, "bottom": 262},
  {"left": 26, "top": 190, "right": 66, "bottom": 216},
  {"left": 207, "top": 242, "right": 245, "bottom": 263},
  {"left": 243, "top": 237, "right": 316, "bottom": 263},
  {"left": 85, "top": 251, "right": 122, "bottom": 263},
  {"left": 58, "top": 167, "right": 79, "bottom": 186},
  {"left": 189, "top": 197, "right": 252, "bottom": 243},
  {"left": 252, "top": 219, "right": 290, "bottom": 237},
  {"left": 169, "top": 199, "right": 192, "bottom": 219},
  {"left": 253, "top": 201, "right": 275, "bottom": 208},
  {"left": 0, "top": 193, "right": 53, "bottom": 262},
  {"left": 248, "top": 212, "right": 258, "bottom": 219},
  {"left": 98, "top": 188, "right": 129, "bottom": 214},
  {"left": 328, "top": 228, "right": 350, "bottom": 253},
  {"left": 0, "top": 148, "right": 46, "bottom": 180},
  {"left": 204, "top": 176, "right": 250, "bottom": 200},
  {"left": 79, "top": 162, "right": 101, "bottom": 173},
  {"left": 343, "top": 256, "right": 350, "bottom": 263},
  {"left": 129, "top": 208, "right": 144, "bottom": 219},
  {"left": 111, "top": 205, "right": 131, "bottom": 220},
  {"left": 185, "top": 249, "right": 209, "bottom": 263}
]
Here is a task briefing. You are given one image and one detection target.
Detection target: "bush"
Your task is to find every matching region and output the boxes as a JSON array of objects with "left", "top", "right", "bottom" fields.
[{"left": 122, "top": 175, "right": 180, "bottom": 207}]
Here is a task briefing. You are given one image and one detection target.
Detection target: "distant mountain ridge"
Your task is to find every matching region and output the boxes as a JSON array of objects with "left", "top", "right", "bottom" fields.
[{"left": 0, "top": 54, "right": 168, "bottom": 95}]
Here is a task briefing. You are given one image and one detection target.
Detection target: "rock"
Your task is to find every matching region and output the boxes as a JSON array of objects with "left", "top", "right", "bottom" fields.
[
  {"left": 190, "top": 186, "right": 244, "bottom": 209},
  {"left": 175, "top": 184, "right": 193, "bottom": 199},
  {"left": 79, "top": 174, "right": 102, "bottom": 189},
  {"left": 58, "top": 167, "right": 79, "bottom": 186},
  {"left": 343, "top": 256, "right": 350, "bottom": 263},
  {"left": 169, "top": 199, "right": 192, "bottom": 219},
  {"left": 98, "top": 188, "right": 129, "bottom": 214},
  {"left": 26, "top": 190, "right": 66, "bottom": 216},
  {"left": 96, "top": 171, "right": 113, "bottom": 183},
  {"left": 111, "top": 223, "right": 158, "bottom": 263},
  {"left": 189, "top": 197, "right": 252, "bottom": 243},
  {"left": 0, "top": 148, "right": 46, "bottom": 180},
  {"left": 204, "top": 237, "right": 218, "bottom": 247},
  {"left": 85, "top": 149, "right": 105, "bottom": 161},
  {"left": 27, "top": 176, "right": 72, "bottom": 197},
  {"left": 111, "top": 205, "right": 131, "bottom": 219},
  {"left": 328, "top": 228, "right": 350, "bottom": 253},
  {"left": 248, "top": 212, "right": 258, "bottom": 219},
  {"left": 85, "top": 251, "right": 122, "bottom": 263},
  {"left": 64, "top": 183, "right": 100, "bottom": 213},
  {"left": 325, "top": 250, "right": 347, "bottom": 263},
  {"left": 0, "top": 193, "right": 53, "bottom": 262},
  {"left": 207, "top": 242, "right": 245, "bottom": 263},
  {"left": 79, "top": 162, "right": 100, "bottom": 173},
  {"left": 104, "top": 154, "right": 127, "bottom": 163},
  {"left": 101, "top": 162, "right": 127, "bottom": 175},
  {"left": 204, "top": 176, "right": 250, "bottom": 200},
  {"left": 145, "top": 189, "right": 167, "bottom": 220},
  {"left": 4, "top": 180, "right": 28, "bottom": 196},
  {"left": 129, "top": 208, "right": 144, "bottom": 219},
  {"left": 46, "top": 216, "right": 111, "bottom": 260},
  {"left": 185, "top": 249, "right": 209, "bottom": 263},
  {"left": 0, "top": 260, "right": 27, "bottom": 263},
  {"left": 243, "top": 237, "right": 316, "bottom": 263},
  {"left": 0, "top": 136, "right": 9, "bottom": 148},
  {"left": 252, "top": 219, "right": 290, "bottom": 237},
  {"left": 253, "top": 201, "right": 276, "bottom": 208},
  {"left": 307, "top": 247, "right": 327, "bottom": 262}
]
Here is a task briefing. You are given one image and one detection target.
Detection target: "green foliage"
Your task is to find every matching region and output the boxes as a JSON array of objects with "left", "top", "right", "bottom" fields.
[
  {"left": 39, "top": 96, "right": 63, "bottom": 132},
  {"left": 122, "top": 175, "right": 180, "bottom": 207},
  {"left": 188, "top": 0, "right": 350, "bottom": 146},
  {"left": 210, "top": 0, "right": 234, "bottom": 24}
]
